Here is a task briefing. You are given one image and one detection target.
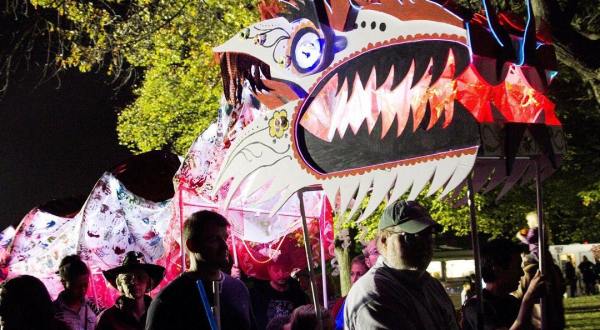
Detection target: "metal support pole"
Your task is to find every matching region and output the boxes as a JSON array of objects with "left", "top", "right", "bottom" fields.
[
  {"left": 212, "top": 280, "right": 221, "bottom": 330},
  {"left": 535, "top": 159, "right": 547, "bottom": 330},
  {"left": 467, "top": 177, "right": 484, "bottom": 330},
  {"left": 231, "top": 233, "right": 239, "bottom": 267},
  {"left": 318, "top": 201, "right": 328, "bottom": 308},
  {"left": 298, "top": 190, "right": 323, "bottom": 330},
  {"left": 178, "top": 188, "right": 186, "bottom": 272}
]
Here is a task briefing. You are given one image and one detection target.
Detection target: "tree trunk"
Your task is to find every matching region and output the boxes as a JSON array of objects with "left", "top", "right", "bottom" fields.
[{"left": 335, "top": 244, "right": 351, "bottom": 296}]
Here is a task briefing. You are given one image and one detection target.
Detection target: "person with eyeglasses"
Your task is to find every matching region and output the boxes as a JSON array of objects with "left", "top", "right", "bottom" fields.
[{"left": 343, "top": 200, "right": 459, "bottom": 330}]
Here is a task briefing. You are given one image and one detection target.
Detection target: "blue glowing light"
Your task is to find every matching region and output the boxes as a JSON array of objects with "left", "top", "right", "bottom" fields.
[
  {"left": 518, "top": 0, "right": 532, "bottom": 66},
  {"left": 466, "top": 22, "right": 474, "bottom": 61},
  {"left": 547, "top": 70, "right": 558, "bottom": 81},
  {"left": 482, "top": 0, "right": 505, "bottom": 47}
]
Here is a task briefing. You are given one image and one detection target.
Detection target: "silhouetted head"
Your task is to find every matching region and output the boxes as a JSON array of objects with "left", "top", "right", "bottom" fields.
[
  {"left": 0, "top": 275, "right": 55, "bottom": 330},
  {"left": 58, "top": 254, "right": 90, "bottom": 301},
  {"left": 184, "top": 211, "right": 230, "bottom": 269},
  {"left": 481, "top": 238, "right": 524, "bottom": 293}
]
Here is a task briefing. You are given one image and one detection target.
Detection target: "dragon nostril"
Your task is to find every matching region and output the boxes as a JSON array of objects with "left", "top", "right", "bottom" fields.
[
  {"left": 371, "top": 22, "right": 377, "bottom": 29},
  {"left": 380, "top": 23, "right": 386, "bottom": 32},
  {"left": 361, "top": 21, "right": 366, "bottom": 28}
]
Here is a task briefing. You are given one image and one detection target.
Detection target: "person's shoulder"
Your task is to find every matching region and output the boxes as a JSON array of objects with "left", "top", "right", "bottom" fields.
[
  {"left": 50, "top": 318, "right": 71, "bottom": 330},
  {"left": 248, "top": 279, "right": 269, "bottom": 292},
  {"left": 154, "top": 275, "right": 193, "bottom": 301},
  {"left": 223, "top": 273, "right": 250, "bottom": 294},
  {"left": 346, "top": 270, "right": 380, "bottom": 304},
  {"left": 96, "top": 305, "right": 119, "bottom": 324},
  {"left": 507, "top": 294, "right": 520, "bottom": 307},
  {"left": 99, "top": 305, "right": 119, "bottom": 315},
  {"left": 461, "top": 296, "right": 479, "bottom": 323}
]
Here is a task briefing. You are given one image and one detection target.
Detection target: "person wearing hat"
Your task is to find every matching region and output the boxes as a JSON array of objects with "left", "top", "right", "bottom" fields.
[
  {"left": 96, "top": 251, "right": 165, "bottom": 330},
  {"left": 343, "top": 200, "right": 459, "bottom": 330}
]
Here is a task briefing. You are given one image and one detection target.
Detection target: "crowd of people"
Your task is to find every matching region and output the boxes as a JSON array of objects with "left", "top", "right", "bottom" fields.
[
  {"left": 0, "top": 201, "right": 572, "bottom": 330},
  {"left": 563, "top": 255, "right": 600, "bottom": 296}
]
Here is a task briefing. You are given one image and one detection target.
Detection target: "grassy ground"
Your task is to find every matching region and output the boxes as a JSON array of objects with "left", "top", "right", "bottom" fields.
[{"left": 565, "top": 295, "right": 600, "bottom": 329}]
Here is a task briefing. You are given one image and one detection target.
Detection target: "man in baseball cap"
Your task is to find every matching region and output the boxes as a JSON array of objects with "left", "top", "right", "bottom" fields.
[{"left": 344, "top": 200, "right": 459, "bottom": 330}]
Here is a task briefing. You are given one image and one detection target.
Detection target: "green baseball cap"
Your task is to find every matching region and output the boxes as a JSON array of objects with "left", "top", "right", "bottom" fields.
[{"left": 379, "top": 200, "right": 437, "bottom": 234}]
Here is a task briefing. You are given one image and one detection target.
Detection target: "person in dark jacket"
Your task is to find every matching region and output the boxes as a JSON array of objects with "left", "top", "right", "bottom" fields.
[
  {"left": 578, "top": 256, "right": 596, "bottom": 295},
  {"left": 96, "top": 251, "right": 165, "bottom": 330},
  {"left": 145, "top": 210, "right": 255, "bottom": 330},
  {"left": 564, "top": 256, "right": 577, "bottom": 297}
]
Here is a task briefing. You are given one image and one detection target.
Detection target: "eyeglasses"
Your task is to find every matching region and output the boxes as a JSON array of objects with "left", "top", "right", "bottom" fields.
[{"left": 385, "top": 227, "right": 434, "bottom": 245}]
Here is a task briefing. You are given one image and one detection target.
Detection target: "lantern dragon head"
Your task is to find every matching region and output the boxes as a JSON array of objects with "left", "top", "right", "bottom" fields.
[{"left": 212, "top": 0, "right": 564, "bottom": 220}]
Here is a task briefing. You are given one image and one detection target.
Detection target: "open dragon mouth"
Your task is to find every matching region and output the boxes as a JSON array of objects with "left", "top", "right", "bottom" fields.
[{"left": 294, "top": 40, "right": 480, "bottom": 175}]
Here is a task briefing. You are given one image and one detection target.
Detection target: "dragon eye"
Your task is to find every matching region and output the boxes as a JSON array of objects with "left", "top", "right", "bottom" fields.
[{"left": 291, "top": 28, "right": 323, "bottom": 74}]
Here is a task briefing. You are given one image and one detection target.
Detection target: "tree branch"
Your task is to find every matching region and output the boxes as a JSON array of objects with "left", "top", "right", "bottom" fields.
[{"left": 529, "top": 0, "right": 600, "bottom": 104}]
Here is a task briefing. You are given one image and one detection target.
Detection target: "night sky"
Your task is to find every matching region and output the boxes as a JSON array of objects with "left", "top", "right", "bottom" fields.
[{"left": 0, "top": 68, "right": 132, "bottom": 228}]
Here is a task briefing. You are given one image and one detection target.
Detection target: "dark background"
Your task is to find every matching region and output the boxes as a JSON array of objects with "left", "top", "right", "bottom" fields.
[{"left": 0, "top": 68, "right": 132, "bottom": 228}]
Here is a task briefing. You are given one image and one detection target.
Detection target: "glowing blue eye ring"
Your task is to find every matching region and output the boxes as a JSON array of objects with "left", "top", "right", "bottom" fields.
[{"left": 290, "top": 28, "right": 323, "bottom": 74}]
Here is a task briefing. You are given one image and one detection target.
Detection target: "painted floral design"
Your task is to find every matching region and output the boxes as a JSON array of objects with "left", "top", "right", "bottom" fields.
[{"left": 268, "top": 110, "right": 289, "bottom": 139}]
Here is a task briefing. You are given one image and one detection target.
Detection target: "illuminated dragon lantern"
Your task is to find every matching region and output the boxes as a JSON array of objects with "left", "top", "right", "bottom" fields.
[{"left": 212, "top": 0, "right": 565, "bottom": 221}]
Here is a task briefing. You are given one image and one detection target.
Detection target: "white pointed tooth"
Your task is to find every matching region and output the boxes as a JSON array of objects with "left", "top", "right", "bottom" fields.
[
  {"left": 439, "top": 150, "right": 478, "bottom": 198},
  {"left": 332, "top": 79, "right": 350, "bottom": 139},
  {"left": 357, "top": 170, "right": 396, "bottom": 222},
  {"left": 427, "top": 157, "right": 460, "bottom": 197},
  {"left": 220, "top": 174, "right": 247, "bottom": 210},
  {"left": 346, "top": 175, "right": 374, "bottom": 221},
  {"left": 482, "top": 167, "right": 506, "bottom": 194},
  {"left": 236, "top": 151, "right": 296, "bottom": 203},
  {"left": 321, "top": 180, "right": 341, "bottom": 210},
  {"left": 495, "top": 160, "right": 529, "bottom": 202},
  {"left": 452, "top": 196, "right": 468, "bottom": 208},
  {"left": 310, "top": 74, "right": 336, "bottom": 142},
  {"left": 378, "top": 65, "right": 397, "bottom": 138},
  {"left": 443, "top": 180, "right": 466, "bottom": 202},
  {"left": 254, "top": 180, "right": 290, "bottom": 205},
  {"left": 394, "top": 61, "right": 415, "bottom": 137},
  {"left": 410, "top": 59, "right": 434, "bottom": 131},
  {"left": 267, "top": 185, "right": 302, "bottom": 217},
  {"left": 407, "top": 162, "right": 435, "bottom": 200},
  {"left": 302, "top": 92, "right": 332, "bottom": 142},
  {"left": 240, "top": 170, "right": 272, "bottom": 199},
  {"left": 388, "top": 165, "right": 415, "bottom": 205},
  {"left": 365, "top": 67, "right": 380, "bottom": 134},
  {"left": 347, "top": 73, "right": 367, "bottom": 135},
  {"left": 337, "top": 177, "right": 361, "bottom": 221},
  {"left": 471, "top": 162, "right": 495, "bottom": 193}
]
